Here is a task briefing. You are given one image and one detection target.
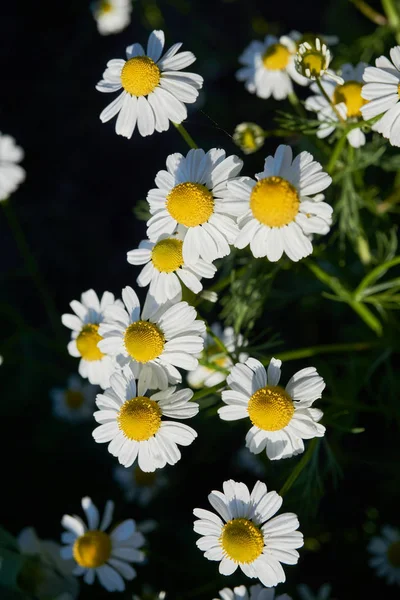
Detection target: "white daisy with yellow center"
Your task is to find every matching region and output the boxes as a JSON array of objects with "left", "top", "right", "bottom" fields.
[
  {"left": 361, "top": 46, "right": 400, "bottom": 147},
  {"left": 50, "top": 375, "right": 97, "bottom": 423},
  {"left": 305, "top": 63, "right": 369, "bottom": 148},
  {"left": 127, "top": 234, "right": 217, "bottom": 303},
  {"left": 92, "top": 370, "right": 198, "bottom": 472},
  {"left": 98, "top": 286, "right": 205, "bottom": 390},
  {"left": 187, "top": 323, "right": 248, "bottom": 389},
  {"left": 368, "top": 526, "right": 400, "bottom": 585},
  {"left": 218, "top": 357, "right": 326, "bottom": 461},
  {"left": 0, "top": 131, "right": 26, "bottom": 201},
  {"left": 61, "top": 497, "right": 145, "bottom": 592},
  {"left": 146, "top": 148, "right": 243, "bottom": 264},
  {"left": 233, "top": 123, "right": 265, "bottom": 155},
  {"left": 62, "top": 290, "right": 123, "bottom": 390},
  {"left": 295, "top": 38, "right": 343, "bottom": 84},
  {"left": 215, "top": 584, "right": 292, "bottom": 600},
  {"left": 96, "top": 30, "right": 203, "bottom": 138},
  {"left": 236, "top": 33, "right": 308, "bottom": 101},
  {"left": 92, "top": 0, "right": 132, "bottom": 36},
  {"left": 114, "top": 464, "right": 167, "bottom": 505},
  {"left": 193, "top": 479, "right": 303, "bottom": 587},
  {"left": 228, "top": 145, "right": 332, "bottom": 262}
]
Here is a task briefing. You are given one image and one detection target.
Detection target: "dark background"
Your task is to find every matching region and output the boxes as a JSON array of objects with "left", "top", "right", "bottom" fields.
[{"left": 1, "top": 0, "right": 399, "bottom": 599}]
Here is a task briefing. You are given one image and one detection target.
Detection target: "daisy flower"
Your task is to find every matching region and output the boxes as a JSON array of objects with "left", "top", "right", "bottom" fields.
[
  {"left": 96, "top": 30, "right": 203, "bottom": 138},
  {"left": 93, "top": 369, "right": 198, "bottom": 471},
  {"left": 236, "top": 33, "right": 308, "bottom": 100},
  {"left": 50, "top": 375, "right": 97, "bottom": 423},
  {"left": 61, "top": 496, "right": 145, "bottom": 592},
  {"left": 228, "top": 145, "right": 332, "bottom": 262},
  {"left": 368, "top": 525, "right": 400, "bottom": 585},
  {"left": 233, "top": 123, "right": 265, "bottom": 155},
  {"left": 17, "top": 527, "right": 78, "bottom": 599},
  {"left": 187, "top": 323, "right": 247, "bottom": 389},
  {"left": 92, "top": 0, "right": 132, "bottom": 36},
  {"left": 127, "top": 233, "right": 217, "bottom": 303},
  {"left": 218, "top": 357, "right": 326, "bottom": 461},
  {"left": 361, "top": 46, "right": 400, "bottom": 147},
  {"left": 297, "top": 584, "right": 332, "bottom": 600},
  {"left": 98, "top": 286, "right": 205, "bottom": 390},
  {"left": 146, "top": 148, "right": 243, "bottom": 264},
  {"left": 305, "top": 63, "right": 369, "bottom": 148},
  {"left": 295, "top": 38, "right": 343, "bottom": 84},
  {"left": 114, "top": 464, "right": 167, "bottom": 504},
  {"left": 61, "top": 290, "right": 122, "bottom": 390},
  {"left": 193, "top": 479, "right": 303, "bottom": 587},
  {"left": 0, "top": 132, "right": 26, "bottom": 201},
  {"left": 215, "top": 584, "right": 291, "bottom": 600}
]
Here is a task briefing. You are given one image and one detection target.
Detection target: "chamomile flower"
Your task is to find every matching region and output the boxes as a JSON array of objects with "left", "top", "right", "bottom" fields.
[
  {"left": 297, "top": 584, "right": 332, "bottom": 600},
  {"left": 127, "top": 233, "right": 217, "bottom": 303},
  {"left": 295, "top": 38, "right": 343, "bottom": 84},
  {"left": 215, "top": 584, "right": 292, "bottom": 600},
  {"left": 0, "top": 132, "right": 26, "bottom": 201},
  {"left": 18, "top": 528, "right": 78, "bottom": 599},
  {"left": 218, "top": 357, "right": 326, "bottom": 461},
  {"left": 228, "top": 145, "right": 332, "bottom": 262},
  {"left": 98, "top": 286, "right": 205, "bottom": 390},
  {"left": 368, "top": 526, "right": 400, "bottom": 585},
  {"left": 61, "top": 290, "right": 122, "bottom": 390},
  {"left": 236, "top": 34, "right": 308, "bottom": 100},
  {"left": 146, "top": 148, "right": 243, "bottom": 264},
  {"left": 92, "top": 370, "right": 198, "bottom": 472},
  {"left": 193, "top": 479, "right": 303, "bottom": 587},
  {"left": 114, "top": 464, "right": 167, "bottom": 505},
  {"left": 187, "top": 323, "right": 247, "bottom": 389},
  {"left": 61, "top": 497, "right": 145, "bottom": 592},
  {"left": 96, "top": 30, "right": 203, "bottom": 138},
  {"left": 305, "top": 63, "right": 369, "bottom": 148},
  {"left": 361, "top": 46, "right": 400, "bottom": 147},
  {"left": 92, "top": 0, "right": 132, "bottom": 36},
  {"left": 50, "top": 375, "right": 97, "bottom": 423},
  {"left": 233, "top": 123, "right": 265, "bottom": 155}
]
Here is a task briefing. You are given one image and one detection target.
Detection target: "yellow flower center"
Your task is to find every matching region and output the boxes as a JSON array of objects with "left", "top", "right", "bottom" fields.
[
  {"left": 242, "top": 130, "right": 257, "bottom": 151},
  {"left": 302, "top": 51, "right": 325, "bottom": 77},
  {"left": 250, "top": 176, "right": 300, "bottom": 227},
  {"left": 387, "top": 541, "right": 400, "bottom": 567},
  {"left": 333, "top": 81, "right": 367, "bottom": 118},
  {"left": 121, "top": 56, "right": 161, "bottom": 97},
  {"left": 73, "top": 530, "right": 112, "bottom": 569},
  {"left": 134, "top": 466, "right": 157, "bottom": 486},
  {"left": 248, "top": 385, "right": 295, "bottom": 431},
  {"left": 65, "top": 390, "right": 85, "bottom": 410},
  {"left": 151, "top": 238, "right": 184, "bottom": 273},
  {"left": 166, "top": 182, "right": 214, "bottom": 227},
  {"left": 118, "top": 396, "right": 162, "bottom": 441},
  {"left": 99, "top": 0, "right": 113, "bottom": 14},
  {"left": 124, "top": 321, "right": 165, "bottom": 363},
  {"left": 262, "top": 44, "right": 291, "bottom": 70},
  {"left": 76, "top": 324, "right": 104, "bottom": 361},
  {"left": 220, "top": 518, "right": 264, "bottom": 563}
]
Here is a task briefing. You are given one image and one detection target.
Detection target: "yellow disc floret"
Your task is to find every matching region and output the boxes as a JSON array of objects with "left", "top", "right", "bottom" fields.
[
  {"left": 99, "top": 1, "right": 112, "bottom": 14},
  {"left": 333, "top": 81, "right": 367, "bottom": 118},
  {"left": 151, "top": 238, "right": 184, "bottom": 272},
  {"left": 248, "top": 385, "right": 295, "bottom": 431},
  {"left": 76, "top": 324, "right": 104, "bottom": 361},
  {"left": 250, "top": 176, "right": 300, "bottom": 227},
  {"left": 65, "top": 390, "right": 85, "bottom": 410},
  {"left": 301, "top": 52, "right": 325, "bottom": 77},
  {"left": 73, "top": 531, "right": 112, "bottom": 569},
  {"left": 118, "top": 396, "right": 162, "bottom": 441},
  {"left": 262, "top": 44, "right": 291, "bottom": 70},
  {"left": 387, "top": 541, "right": 400, "bottom": 567},
  {"left": 166, "top": 182, "right": 214, "bottom": 227},
  {"left": 220, "top": 518, "right": 264, "bottom": 563},
  {"left": 124, "top": 321, "right": 165, "bottom": 363},
  {"left": 121, "top": 56, "right": 161, "bottom": 97}
]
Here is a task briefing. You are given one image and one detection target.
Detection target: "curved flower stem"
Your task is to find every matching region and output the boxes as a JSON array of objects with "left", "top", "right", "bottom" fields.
[
  {"left": 326, "top": 133, "right": 347, "bottom": 174},
  {"left": 350, "top": 0, "right": 388, "bottom": 25},
  {"left": 1, "top": 200, "right": 62, "bottom": 338},
  {"left": 206, "top": 325, "right": 236, "bottom": 364},
  {"left": 288, "top": 90, "right": 306, "bottom": 118},
  {"left": 382, "top": 0, "right": 400, "bottom": 42},
  {"left": 279, "top": 438, "right": 319, "bottom": 496},
  {"left": 315, "top": 77, "right": 345, "bottom": 123},
  {"left": 192, "top": 382, "right": 225, "bottom": 402},
  {"left": 173, "top": 122, "right": 198, "bottom": 149},
  {"left": 264, "top": 340, "right": 380, "bottom": 363}
]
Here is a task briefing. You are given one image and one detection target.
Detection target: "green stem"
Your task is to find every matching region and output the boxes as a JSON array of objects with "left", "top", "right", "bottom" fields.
[
  {"left": 287, "top": 91, "right": 306, "bottom": 118},
  {"left": 279, "top": 439, "right": 318, "bottom": 496},
  {"left": 265, "top": 340, "right": 380, "bottom": 363},
  {"left": 173, "top": 122, "right": 198, "bottom": 150},
  {"left": 382, "top": 0, "right": 400, "bottom": 42},
  {"left": 1, "top": 200, "right": 62, "bottom": 337},
  {"left": 192, "top": 382, "right": 225, "bottom": 402},
  {"left": 315, "top": 77, "right": 345, "bottom": 123},
  {"left": 326, "top": 134, "right": 347, "bottom": 174},
  {"left": 350, "top": 0, "right": 388, "bottom": 25}
]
